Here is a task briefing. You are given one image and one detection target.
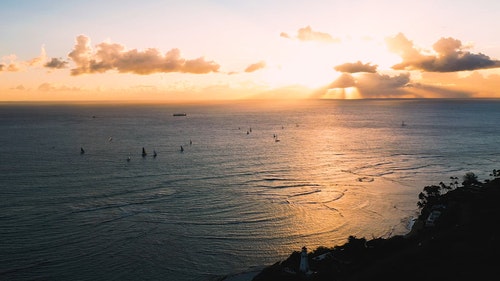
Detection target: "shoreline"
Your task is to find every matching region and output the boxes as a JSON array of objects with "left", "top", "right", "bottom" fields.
[{"left": 250, "top": 171, "right": 500, "bottom": 280}]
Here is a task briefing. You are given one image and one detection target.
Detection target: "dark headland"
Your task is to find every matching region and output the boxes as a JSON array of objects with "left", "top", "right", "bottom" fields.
[{"left": 251, "top": 170, "right": 500, "bottom": 281}]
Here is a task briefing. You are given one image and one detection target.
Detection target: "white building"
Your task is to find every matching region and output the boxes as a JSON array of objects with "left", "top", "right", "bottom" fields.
[{"left": 299, "top": 246, "right": 310, "bottom": 273}]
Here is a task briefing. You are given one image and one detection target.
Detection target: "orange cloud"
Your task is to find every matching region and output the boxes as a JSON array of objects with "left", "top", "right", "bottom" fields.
[
  {"left": 38, "top": 82, "right": 80, "bottom": 92},
  {"left": 1, "top": 47, "right": 68, "bottom": 73},
  {"left": 281, "top": 26, "right": 340, "bottom": 43},
  {"left": 334, "top": 61, "right": 377, "bottom": 73},
  {"left": 28, "top": 46, "right": 47, "bottom": 67},
  {"left": 386, "top": 33, "right": 500, "bottom": 72},
  {"left": 244, "top": 61, "right": 266, "bottom": 73},
  {"left": 11, "top": 85, "right": 26, "bottom": 90},
  {"left": 416, "top": 71, "right": 500, "bottom": 97},
  {"left": 279, "top": 32, "right": 292, "bottom": 39},
  {"left": 68, "top": 35, "right": 220, "bottom": 76},
  {"left": 0, "top": 54, "right": 21, "bottom": 72}
]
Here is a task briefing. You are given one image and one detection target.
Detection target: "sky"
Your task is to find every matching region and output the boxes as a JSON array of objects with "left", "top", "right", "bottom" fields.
[{"left": 2, "top": 0, "right": 500, "bottom": 102}]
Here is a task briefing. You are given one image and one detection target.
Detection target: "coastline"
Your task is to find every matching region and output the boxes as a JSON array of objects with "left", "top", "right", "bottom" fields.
[{"left": 251, "top": 171, "right": 500, "bottom": 281}]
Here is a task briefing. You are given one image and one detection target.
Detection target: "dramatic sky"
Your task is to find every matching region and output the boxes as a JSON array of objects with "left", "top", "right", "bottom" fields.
[{"left": 2, "top": 0, "right": 500, "bottom": 101}]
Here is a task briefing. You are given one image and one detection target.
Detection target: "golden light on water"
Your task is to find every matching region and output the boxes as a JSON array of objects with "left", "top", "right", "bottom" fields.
[{"left": 240, "top": 107, "right": 420, "bottom": 254}]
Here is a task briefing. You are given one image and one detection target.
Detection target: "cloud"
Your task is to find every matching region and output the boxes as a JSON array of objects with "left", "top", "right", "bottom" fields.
[
  {"left": 405, "top": 82, "right": 473, "bottom": 98},
  {"left": 386, "top": 33, "right": 500, "bottom": 72},
  {"left": 244, "top": 61, "right": 266, "bottom": 73},
  {"left": 38, "top": 82, "right": 80, "bottom": 92},
  {"left": 68, "top": 35, "right": 220, "bottom": 76},
  {"left": 2, "top": 63, "right": 20, "bottom": 72},
  {"left": 281, "top": 26, "right": 340, "bottom": 43},
  {"left": 28, "top": 46, "right": 47, "bottom": 67},
  {"left": 325, "top": 70, "right": 479, "bottom": 98},
  {"left": 334, "top": 61, "right": 377, "bottom": 73},
  {"left": 325, "top": 72, "right": 412, "bottom": 98},
  {"left": 355, "top": 72, "right": 411, "bottom": 97},
  {"left": 413, "top": 71, "right": 500, "bottom": 98},
  {"left": 0, "top": 54, "right": 21, "bottom": 72},
  {"left": 2, "top": 46, "right": 67, "bottom": 73},
  {"left": 279, "top": 32, "right": 292, "bottom": 39},
  {"left": 329, "top": 73, "right": 356, "bottom": 88},
  {"left": 44, "top": 58, "right": 68, "bottom": 69},
  {"left": 10, "top": 85, "right": 26, "bottom": 90},
  {"left": 38, "top": 83, "right": 54, "bottom": 91}
]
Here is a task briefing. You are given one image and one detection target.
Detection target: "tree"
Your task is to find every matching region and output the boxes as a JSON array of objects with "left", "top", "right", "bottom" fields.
[
  {"left": 462, "top": 172, "right": 480, "bottom": 187},
  {"left": 417, "top": 184, "right": 442, "bottom": 209},
  {"left": 490, "top": 169, "right": 500, "bottom": 179}
]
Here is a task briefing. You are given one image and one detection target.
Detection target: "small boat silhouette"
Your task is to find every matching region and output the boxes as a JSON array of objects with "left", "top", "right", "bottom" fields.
[
  {"left": 142, "top": 147, "right": 147, "bottom": 157},
  {"left": 180, "top": 145, "right": 184, "bottom": 152},
  {"left": 80, "top": 147, "right": 85, "bottom": 154}
]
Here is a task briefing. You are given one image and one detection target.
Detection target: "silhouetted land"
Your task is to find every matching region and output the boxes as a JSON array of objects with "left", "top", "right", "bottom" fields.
[{"left": 252, "top": 171, "right": 500, "bottom": 281}]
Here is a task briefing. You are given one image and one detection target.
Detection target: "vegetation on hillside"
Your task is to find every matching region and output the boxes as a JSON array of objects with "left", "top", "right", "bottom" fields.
[{"left": 252, "top": 170, "right": 500, "bottom": 281}]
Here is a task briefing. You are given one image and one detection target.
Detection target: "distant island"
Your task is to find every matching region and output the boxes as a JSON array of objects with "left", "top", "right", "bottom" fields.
[{"left": 251, "top": 170, "right": 500, "bottom": 281}]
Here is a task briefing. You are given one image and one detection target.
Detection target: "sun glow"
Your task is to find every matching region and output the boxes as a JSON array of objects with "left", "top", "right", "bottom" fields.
[
  {"left": 3, "top": 0, "right": 500, "bottom": 102},
  {"left": 258, "top": 41, "right": 343, "bottom": 89},
  {"left": 321, "top": 87, "right": 360, "bottom": 99}
]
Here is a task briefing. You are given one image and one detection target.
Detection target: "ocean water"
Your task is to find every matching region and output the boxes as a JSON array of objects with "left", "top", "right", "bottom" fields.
[{"left": 1, "top": 99, "right": 500, "bottom": 281}]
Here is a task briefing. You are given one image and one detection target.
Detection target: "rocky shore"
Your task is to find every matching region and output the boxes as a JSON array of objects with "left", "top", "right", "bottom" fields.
[{"left": 252, "top": 171, "right": 500, "bottom": 281}]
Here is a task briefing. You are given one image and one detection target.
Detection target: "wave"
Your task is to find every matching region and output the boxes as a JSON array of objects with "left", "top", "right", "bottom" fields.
[
  {"left": 287, "top": 189, "right": 321, "bottom": 198},
  {"left": 261, "top": 183, "right": 321, "bottom": 189}
]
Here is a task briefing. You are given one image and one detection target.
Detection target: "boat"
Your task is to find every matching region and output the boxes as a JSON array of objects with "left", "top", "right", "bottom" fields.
[
  {"left": 153, "top": 150, "right": 157, "bottom": 158},
  {"left": 173, "top": 113, "right": 187, "bottom": 116},
  {"left": 80, "top": 147, "right": 85, "bottom": 154},
  {"left": 142, "top": 147, "right": 147, "bottom": 157}
]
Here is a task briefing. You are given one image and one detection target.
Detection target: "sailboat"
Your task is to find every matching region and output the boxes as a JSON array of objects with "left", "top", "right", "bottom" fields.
[
  {"left": 153, "top": 150, "right": 157, "bottom": 158},
  {"left": 80, "top": 147, "right": 85, "bottom": 154},
  {"left": 142, "top": 147, "right": 147, "bottom": 157}
]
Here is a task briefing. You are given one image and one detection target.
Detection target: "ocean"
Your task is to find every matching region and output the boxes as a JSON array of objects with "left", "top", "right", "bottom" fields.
[{"left": 1, "top": 99, "right": 500, "bottom": 281}]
